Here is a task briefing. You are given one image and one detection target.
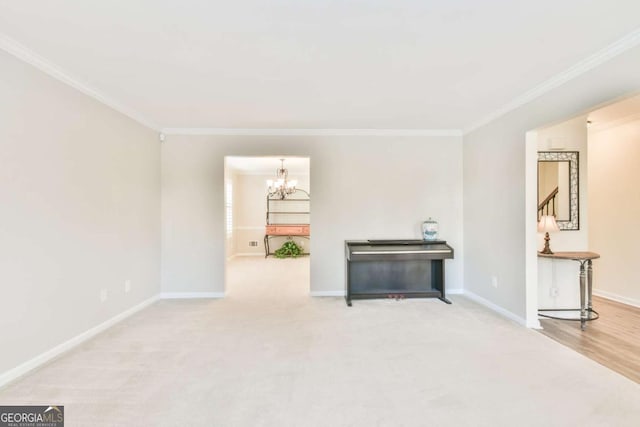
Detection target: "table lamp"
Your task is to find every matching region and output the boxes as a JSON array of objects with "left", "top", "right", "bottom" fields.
[{"left": 538, "top": 215, "right": 560, "bottom": 254}]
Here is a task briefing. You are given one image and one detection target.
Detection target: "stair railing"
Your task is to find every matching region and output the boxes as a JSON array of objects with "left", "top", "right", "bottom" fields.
[{"left": 538, "top": 187, "right": 558, "bottom": 219}]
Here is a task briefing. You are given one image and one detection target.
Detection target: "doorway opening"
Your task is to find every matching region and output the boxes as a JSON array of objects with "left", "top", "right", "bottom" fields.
[
  {"left": 525, "top": 93, "right": 640, "bottom": 383},
  {"left": 224, "top": 156, "right": 311, "bottom": 299}
]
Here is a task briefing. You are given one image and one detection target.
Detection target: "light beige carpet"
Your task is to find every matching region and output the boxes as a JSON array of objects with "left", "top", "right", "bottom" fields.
[{"left": 1, "top": 256, "right": 639, "bottom": 426}]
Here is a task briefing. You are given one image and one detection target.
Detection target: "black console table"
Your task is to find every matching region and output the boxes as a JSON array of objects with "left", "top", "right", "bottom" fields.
[{"left": 345, "top": 240, "right": 454, "bottom": 306}]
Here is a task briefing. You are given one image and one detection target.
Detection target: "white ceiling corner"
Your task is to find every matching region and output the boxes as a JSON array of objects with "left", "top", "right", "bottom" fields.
[
  {"left": 463, "top": 27, "right": 640, "bottom": 135},
  {"left": 588, "top": 92, "right": 640, "bottom": 132},
  {"left": 0, "top": 32, "right": 159, "bottom": 131}
]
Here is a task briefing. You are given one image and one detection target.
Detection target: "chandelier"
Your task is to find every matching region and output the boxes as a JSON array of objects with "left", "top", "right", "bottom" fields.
[{"left": 267, "top": 159, "right": 297, "bottom": 199}]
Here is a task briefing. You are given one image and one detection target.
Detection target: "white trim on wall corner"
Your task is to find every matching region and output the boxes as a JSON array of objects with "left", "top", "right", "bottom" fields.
[
  {"left": 310, "top": 290, "right": 346, "bottom": 297},
  {"left": 161, "top": 128, "right": 463, "bottom": 137},
  {"left": 593, "top": 289, "right": 640, "bottom": 309},
  {"left": 160, "top": 292, "right": 225, "bottom": 299},
  {"left": 462, "top": 290, "right": 529, "bottom": 327},
  {"left": 0, "top": 33, "right": 159, "bottom": 131},
  {"left": 0, "top": 294, "right": 159, "bottom": 389},
  {"left": 464, "top": 28, "right": 640, "bottom": 135}
]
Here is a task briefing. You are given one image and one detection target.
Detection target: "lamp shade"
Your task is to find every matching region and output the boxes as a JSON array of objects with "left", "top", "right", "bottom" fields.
[{"left": 538, "top": 215, "right": 560, "bottom": 233}]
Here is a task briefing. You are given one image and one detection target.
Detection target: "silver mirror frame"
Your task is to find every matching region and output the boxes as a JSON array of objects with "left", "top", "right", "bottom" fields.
[{"left": 538, "top": 151, "right": 579, "bottom": 230}]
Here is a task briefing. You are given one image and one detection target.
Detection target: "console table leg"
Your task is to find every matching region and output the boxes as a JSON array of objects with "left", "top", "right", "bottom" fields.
[
  {"left": 587, "top": 260, "right": 594, "bottom": 316},
  {"left": 579, "top": 261, "right": 587, "bottom": 330},
  {"left": 345, "top": 297, "right": 352, "bottom": 307},
  {"left": 438, "top": 297, "right": 452, "bottom": 304}
]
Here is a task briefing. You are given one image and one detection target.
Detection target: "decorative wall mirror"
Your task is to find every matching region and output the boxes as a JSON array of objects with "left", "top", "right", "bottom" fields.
[{"left": 537, "top": 151, "right": 579, "bottom": 230}]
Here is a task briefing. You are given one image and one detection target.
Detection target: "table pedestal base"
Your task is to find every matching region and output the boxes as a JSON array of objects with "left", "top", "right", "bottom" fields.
[
  {"left": 538, "top": 308, "right": 600, "bottom": 330},
  {"left": 537, "top": 252, "right": 600, "bottom": 330}
]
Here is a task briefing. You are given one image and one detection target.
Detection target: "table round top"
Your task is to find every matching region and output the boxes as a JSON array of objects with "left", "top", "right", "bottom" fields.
[{"left": 537, "top": 251, "right": 600, "bottom": 260}]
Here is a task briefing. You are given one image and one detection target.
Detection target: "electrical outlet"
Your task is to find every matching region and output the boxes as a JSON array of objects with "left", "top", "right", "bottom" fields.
[
  {"left": 100, "top": 289, "right": 108, "bottom": 302},
  {"left": 491, "top": 276, "right": 498, "bottom": 288},
  {"left": 249, "top": 241, "right": 258, "bottom": 247},
  {"left": 125, "top": 280, "right": 131, "bottom": 293},
  {"left": 550, "top": 287, "right": 559, "bottom": 297}
]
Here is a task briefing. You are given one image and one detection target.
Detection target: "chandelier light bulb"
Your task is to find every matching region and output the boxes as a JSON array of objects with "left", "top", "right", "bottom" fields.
[{"left": 267, "top": 159, "right": 297, "bottom": 199}]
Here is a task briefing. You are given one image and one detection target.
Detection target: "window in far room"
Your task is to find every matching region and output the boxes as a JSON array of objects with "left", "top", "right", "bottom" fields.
[{"left": 225, "top": 180, "right": 233, "bottom": 238}]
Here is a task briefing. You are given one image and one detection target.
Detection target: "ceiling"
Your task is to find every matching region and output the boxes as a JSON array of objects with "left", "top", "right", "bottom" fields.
[
  {"left": 1, "top": 1, "right": 639, "bottom": 131},
  {"left": 589, "top": 93, "right": 640, "bottom": 130},
  {"left": 226, "top": 156, "right": 309, "bottom": 175}
]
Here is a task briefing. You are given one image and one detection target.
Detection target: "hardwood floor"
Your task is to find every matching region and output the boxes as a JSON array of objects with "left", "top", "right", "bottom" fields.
[{"left": 538, "top": 296, "right": 640, "bottom": 383}]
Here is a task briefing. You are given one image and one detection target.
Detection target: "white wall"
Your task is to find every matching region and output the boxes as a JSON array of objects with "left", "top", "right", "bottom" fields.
[
  {"left": 463, "top": 44, "right": 640, "bottom": 324},
  {"left": 0, "top": 50, "right": 161, "bottom": 377},
  {"left": 232, "top": 172, "right": 310, "bottom": 256},
  {"left": 589, "top": 119, "right": 640, "bottom": 306},
  {"left": 162, "top": 135, "right": 463, "bottom": 295},
  {"left": 224, "top": 167, "right": 238, "bottom": 258},
  {"left": 536, "top": 115, "right": 588, "bottom": 309}
]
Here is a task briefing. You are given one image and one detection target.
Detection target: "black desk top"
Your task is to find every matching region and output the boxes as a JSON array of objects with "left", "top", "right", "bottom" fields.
[
  {"left": 346, "top": 240, "right": 453, "bottom": 255},
  {"left": 366, "top": 239, "right": 447, "bottom": 245}
]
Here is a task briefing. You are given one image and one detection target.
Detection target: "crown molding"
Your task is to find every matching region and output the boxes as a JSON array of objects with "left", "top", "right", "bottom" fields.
[
  {"left": 0, "top": 33, "right": 159, "bottom": 131},
  {"left": 161, "top": 128, "right": 463, "bottom": 137},
  {"left": 6, "top": 24, "right": 639, "bottom": 137},
  {"left": 463, "top": 27, "right": 640, "bottom": 135}
]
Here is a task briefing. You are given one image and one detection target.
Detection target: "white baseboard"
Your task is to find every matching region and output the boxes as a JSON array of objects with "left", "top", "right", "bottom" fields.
[
  {"left": 310, "top": 290, "right": 345, "bottom": 297},
  {"left": 160, "top": 292, "right": 225, "bottom": 299},
  {"left": 447, "top": 289, "right": 464, "bottom": 295},
  {"left": 234, "top": 253, "right": 264, "bottom": 257},
  {"left": 0, "top": 294, "right": 159, "bottom": 389},
  {"left": 462, "top": 290, "right": 527, "bottom": 326},
  {"left": 593, "top": 289, "right": 640, "bottom": 308}
]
